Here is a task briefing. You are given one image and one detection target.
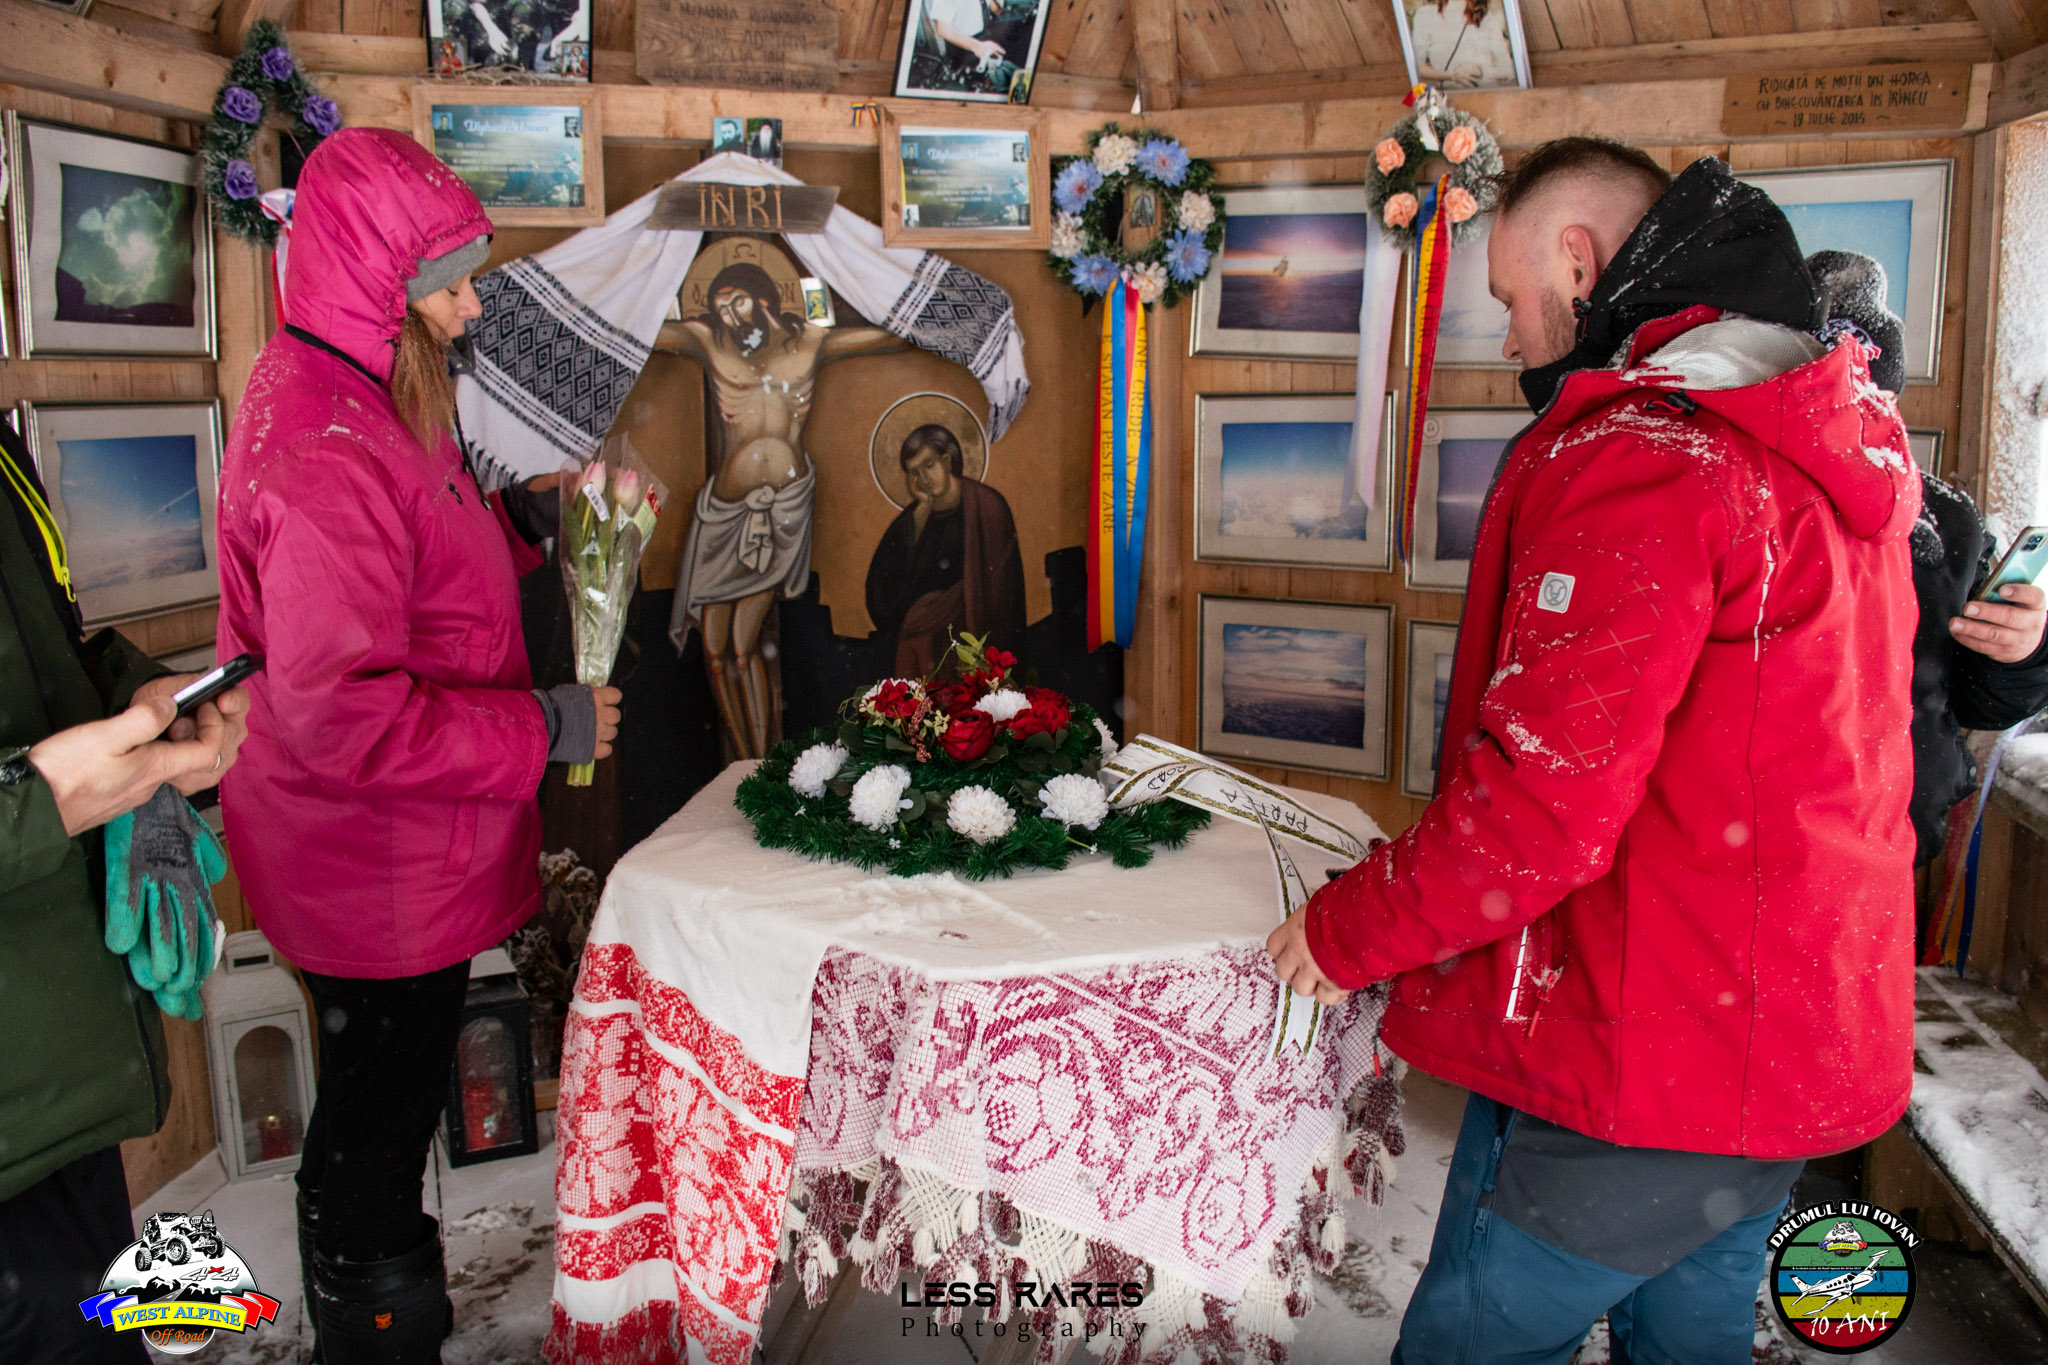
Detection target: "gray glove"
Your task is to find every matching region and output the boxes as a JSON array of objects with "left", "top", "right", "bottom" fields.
[{"left": 533, "top": 684, "right": 600, "bottom": 765}]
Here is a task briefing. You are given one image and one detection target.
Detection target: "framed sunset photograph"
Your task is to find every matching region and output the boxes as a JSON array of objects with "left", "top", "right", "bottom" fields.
[
  {"left": 1194, "top": 392, "right": 1393, "bottom": 571},
  {"left": 1199, "top": 597, "right": 1392, "bottom": 780},
  {"left": 1409, "top": 407, "right": 1525, "bottom": 592},
  {"left": 1191, "top": 186, "right": 1372, "bottom": 359}
]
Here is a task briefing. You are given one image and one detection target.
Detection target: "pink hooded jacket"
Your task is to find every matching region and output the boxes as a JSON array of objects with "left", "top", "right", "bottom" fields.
[{"left": 217, "top": 128, "right": 548, "bottom": 978}]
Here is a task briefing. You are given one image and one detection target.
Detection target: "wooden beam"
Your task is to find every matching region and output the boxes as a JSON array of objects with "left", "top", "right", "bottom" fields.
[
  {"left": 1179, "top": 61, "right": 1409, "bottom": 108},
  {"left": 0, "top": 2, "right": 226, "bottom": 121},
  {"left": 1131, "top": 0, "right": 1179, "bottom": 111},
  {"left": 216, "top": 0, "right": 294, "bottom": 54},
  {"left": 1990, "top": 37, "right": 2048, "bottom": 122},
  {"left": 1531, "top": 21, "right": 1993, "bottom": 86},
  {"left": 1963, "top": 0, "right": 2047, "bottom": 59}
]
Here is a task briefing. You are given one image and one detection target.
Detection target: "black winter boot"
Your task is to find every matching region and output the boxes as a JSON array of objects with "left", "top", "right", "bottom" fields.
[
  {"left": 310, "top": 1216, "right": 449, "bottom": 1365},
  {"left": 296, "top": 1190, "right": 322, "bottom": 1363}
]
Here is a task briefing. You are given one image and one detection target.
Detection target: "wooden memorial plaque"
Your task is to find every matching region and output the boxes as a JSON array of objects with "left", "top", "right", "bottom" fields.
[
  {"left": 636, "top": 0, "right": 839, "bottom": 92},
  {"left": 649, "top": 181, "right": 840, "bottom": 233},
  {"left": 1722, "top": 63, "right": 1972, "bottom": 136}
]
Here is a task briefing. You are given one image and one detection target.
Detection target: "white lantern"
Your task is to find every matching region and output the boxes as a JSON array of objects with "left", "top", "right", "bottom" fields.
[{"left": 201, "top": 930, "right": 317, "bottom": 1182}]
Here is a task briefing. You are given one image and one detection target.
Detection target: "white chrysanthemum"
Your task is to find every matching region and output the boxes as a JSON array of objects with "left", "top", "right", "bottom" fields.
[
  {"left": 788, "top": 742, "right": 848, "bottom": 799},
  {"left": 974, "top": 688, "right": 1031, "bottom": 723},
  {"left": 1093, "top": 134, "right": 1138, "bottom": 176},
  {"left": 1178, "top": 191, "right": 1215, "bottom": 233},
  {"left": 1126, "top": 262, "right": 1167, "bottom": 305},
  {"left": 1039, "top": 773, "right": 1109, "bottom": 831},
  {"left": 947, "top": 785, "right": 1016, "bottom": 844},
  {"left": 1050, "top": 212, "right": 1085, "bottom": 259},
  {"left": 848, "top": 765, "right": 913, "bottom": 831},
  {"left": 1092, "top": 718, "right": 1119, "bottom": 763}
]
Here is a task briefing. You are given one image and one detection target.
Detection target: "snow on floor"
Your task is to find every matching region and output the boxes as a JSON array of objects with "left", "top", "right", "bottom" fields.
[{"left": 137, "top": 1069, "right": 2009, "bottom": 1364}]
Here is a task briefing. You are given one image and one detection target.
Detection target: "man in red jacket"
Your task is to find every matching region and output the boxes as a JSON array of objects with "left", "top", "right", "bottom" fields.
[{"left": 1268, "top": 140, "right": 1920, "bottom": 1361}]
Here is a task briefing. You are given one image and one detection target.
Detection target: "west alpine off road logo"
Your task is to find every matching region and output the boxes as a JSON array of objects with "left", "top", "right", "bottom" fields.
[
  {"left": 1768, "top": 1201, "right": 1918, "bottom": 1353},
  {"left": 79, "top": 1210, "right": 279, "bottom": 1355}
]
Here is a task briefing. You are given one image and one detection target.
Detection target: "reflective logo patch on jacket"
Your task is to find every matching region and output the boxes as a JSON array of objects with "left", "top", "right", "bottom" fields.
[{"left": 1538, "top": 572, "right": 1576, "bottom": 613}]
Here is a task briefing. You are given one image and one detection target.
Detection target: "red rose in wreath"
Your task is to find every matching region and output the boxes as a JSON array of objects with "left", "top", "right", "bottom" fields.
[
  {"left": 869, "top": 680, "right": 920, "bottom": 721},
  {"left": 928, "top": 682, "right": 976, "bottom": 717},
  {"left": 1007, "top": 687, "right": 1071, "bottom": 740},
  {"left": 983, "top": 645, "right": 1017, "bottom": 671},
  {"left": 941, "top": 711, "right": 996, "bottom": 761}
]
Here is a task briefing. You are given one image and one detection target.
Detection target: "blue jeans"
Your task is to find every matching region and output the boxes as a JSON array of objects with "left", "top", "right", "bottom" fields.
[{"left": 1392, "top": 1095, "right": 1784, "bottom": 1365}]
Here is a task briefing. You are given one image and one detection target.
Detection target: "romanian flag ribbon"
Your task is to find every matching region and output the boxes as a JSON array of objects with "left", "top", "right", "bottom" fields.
[
  {"left": 1396, "top": 174, "right": 1454, "bottom": 565},
  {"left": 1087, "top": 278, "right": 1151, "bottom": 651}
]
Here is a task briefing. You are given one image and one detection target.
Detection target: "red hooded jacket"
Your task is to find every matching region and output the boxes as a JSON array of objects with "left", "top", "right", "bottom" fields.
[
  {"left": 217, "top": 128, "right": 547, "bottom": 978},
  {"left": 1305, "top": 308, "right": 1920, "bottom": 1159}
]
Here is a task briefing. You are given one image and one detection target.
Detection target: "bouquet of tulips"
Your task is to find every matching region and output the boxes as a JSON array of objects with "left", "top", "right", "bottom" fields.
[{"left": 559, "top": 435, "right": 667, "bottom": 786}]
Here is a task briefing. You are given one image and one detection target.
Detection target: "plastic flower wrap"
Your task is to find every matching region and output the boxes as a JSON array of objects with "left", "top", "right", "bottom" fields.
[{"left": 559, "top": 434, "right": 668, "bottom": 787}]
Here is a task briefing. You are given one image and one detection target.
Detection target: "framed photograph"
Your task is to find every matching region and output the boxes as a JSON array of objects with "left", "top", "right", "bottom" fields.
[
  {"left": 1190, "top": 185, "right": 1372, "bottom": 360},
  {"left": 1738, "top": 160, "right": 1951, "bottom": 384},
  {"left": 5, "top": 114, "right": 214, "bottom": 359},
  {"left": 1909, "top": 428, "right": 1943, "bottom": 476},
  {"left": 1392, "top": 0, "right": 1531, "bottom": 91},
  {"left": 1402, "top": 620, "right": 1458, "bottom": 798},
  {"left": 1409, "top": 407, "right": 1524, "bottom": 592},
  {"left": 18, "top": 400, "right": 223, "bottom": 627},
  {"left": 800, "top": 277, "right": 836, "bottom": 327},
  {"left": 893, "top": 0, "right": 1050, "bottom": 104},
  {"left": 1194, "top": 392, "right": 1394, "bottom": 571},
  {"left": 879, "top": 105, "right": 1048, "bottom": 250},
  {"left": 745, "top": 117, "right": 783, "bottom": 168},
  {"left": 424, "top": 0, "right": 592, "bottom": 79},
  {"left": 1199, "top": 597, "right": 1393, "bottom": 781},
  {"left": 711, "top": 117, "right": 744, "bottom": 155},
  {"left": 28, "top": 0, "right": 95, "bottom": 14},
  {"left": 1433, "top": 215, "right": 1512, "bottom": 368},
  {"left": 412, "top": 87, "right": 603, "bottom": 227}
]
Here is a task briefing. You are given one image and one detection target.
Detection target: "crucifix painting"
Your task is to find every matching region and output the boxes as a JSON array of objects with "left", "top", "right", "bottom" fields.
[{"left": 662, "top": 238, "right": 902, "bottom": 759}]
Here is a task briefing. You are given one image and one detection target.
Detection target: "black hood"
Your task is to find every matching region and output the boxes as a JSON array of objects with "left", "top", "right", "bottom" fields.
[{"left": 1518, "top": 157, "right": 1821, "bottom": 412}]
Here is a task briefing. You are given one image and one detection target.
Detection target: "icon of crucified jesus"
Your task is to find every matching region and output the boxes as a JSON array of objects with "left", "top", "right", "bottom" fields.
[{"left": 663, "top": 261, "right": 901, "bottom": 759}]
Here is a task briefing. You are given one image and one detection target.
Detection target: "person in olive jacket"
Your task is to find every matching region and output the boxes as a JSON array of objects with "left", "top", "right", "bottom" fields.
[{"left": 0, "top": 420, "right": 248, "bottom": 1363}]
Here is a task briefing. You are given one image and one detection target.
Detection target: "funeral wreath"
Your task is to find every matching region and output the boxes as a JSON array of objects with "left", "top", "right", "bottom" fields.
[
  {"left": 1366, "top": 90, "right": 1502, "bottom": 250},
  {"left": 1046, "top": 123, "right": 1224, "bottom": 308},
  {"left": 203, "top": 20, "right": 341, "bottom": 245}
]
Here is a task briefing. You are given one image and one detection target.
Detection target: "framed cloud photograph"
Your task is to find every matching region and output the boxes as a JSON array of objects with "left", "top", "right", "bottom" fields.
[
  {"left": 1739, "top": 160, "right": 1951, "bottom": 384},
  {"left": 1402, "top": 620, "right": 1459, "bottom": 799},
  {"left": 1432, "top": 215, "right": 1512, "bottom": 368},
  {"left": 880, "top": 105, "right": 1047, "bottom": 249},
  {"left": 5, "top": 114, "right": 214, "bottom": 359},
  {"left": 424, "top": 0, "right": 592, "bottom": 79},
  {"left": 1194, "top": 392, "right": 1394, "bottom": 572},
  {"left": 1199, "top": 597, "right": 1393, "bottom": 781},
  {"left": 1191, "top": 185, "right": 1372, "bottom": 360},
  {"left": 18, "top": 400, "right": 223, "bottom": 627},
  {"left": 412, "top": 87, "right": 603, "bottom": 227},
  {"left": 893, "top": 0, "right": 1050, "bottom": 104},
  {"left": 1409, "top": 407, "right": 1524, "bottom": 592},
  {"left": 1392, "top": 0, "right": 1531, "bottom": 92}
]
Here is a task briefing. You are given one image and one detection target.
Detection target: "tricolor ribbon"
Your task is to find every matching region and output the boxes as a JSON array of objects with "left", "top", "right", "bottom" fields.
[
  {"left": 1395, "top": 174, "right": 1453, "bottom": 564},
  {"left": 1923, "top": 714, "right": 2039, "bottom": 971},
  {"left": 258, "top": 188, "right": 295, "bottom": 328},
  {"left": 1087, "top": 277, "right": 1150, "bottom": 651}
]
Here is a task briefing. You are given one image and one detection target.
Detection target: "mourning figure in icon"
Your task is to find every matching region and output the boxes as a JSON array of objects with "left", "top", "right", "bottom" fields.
[
  {"left": 865, "top": 423, "right": 1024, "bottom": 678},
  {"left": 663, "top": 260, "right": 900, "bottom": 759}
]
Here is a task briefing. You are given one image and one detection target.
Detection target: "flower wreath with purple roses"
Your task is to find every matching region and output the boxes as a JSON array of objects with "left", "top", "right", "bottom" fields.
[
  {"left": 202, "top": 20, "right": 342, "bottom": 246},
  {"left": 1046, "top": 123, "right": 1224, "bottom": 309}
]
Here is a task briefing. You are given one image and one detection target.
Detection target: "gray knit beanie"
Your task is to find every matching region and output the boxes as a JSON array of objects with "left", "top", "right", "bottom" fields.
[{"left": 407, "top": 233, "right": 490, "bottom": 303}]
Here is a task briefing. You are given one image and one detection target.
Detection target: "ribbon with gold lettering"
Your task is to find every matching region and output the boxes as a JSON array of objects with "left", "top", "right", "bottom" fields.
[
  {"left": 1396, "top": 173, "right": 1453, "bottom": 564},
  {"left": 1087, "top": 277, "right": 1150, "bottom": 651}
]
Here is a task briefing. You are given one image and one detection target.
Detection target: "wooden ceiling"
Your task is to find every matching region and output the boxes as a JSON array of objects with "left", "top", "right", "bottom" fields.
[{"left": 63, "top": 0, "right": 2048, "bottom": 112}]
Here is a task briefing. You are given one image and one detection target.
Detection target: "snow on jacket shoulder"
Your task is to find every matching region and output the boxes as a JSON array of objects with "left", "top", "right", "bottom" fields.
[
  {"left": 1304, "top": 305, "right": 1920, "bottom": 1159},
  {"left": 216, "top": 128, "right": 547, "bottom": 979}
]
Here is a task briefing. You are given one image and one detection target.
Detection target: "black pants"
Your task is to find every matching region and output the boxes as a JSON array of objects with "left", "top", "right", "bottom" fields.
[
  {"left": 299, "top": 963, "right": 470, "bottom": 1262},
  {"left": 0, "top": 1147, "right": 148, "bottom": 1365}
]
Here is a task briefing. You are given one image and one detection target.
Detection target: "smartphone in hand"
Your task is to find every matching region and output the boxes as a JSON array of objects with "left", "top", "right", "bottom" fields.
[
  {"left": 1977, "top": 527, "right": 2048, "bottom": 604},
  {"left": 171, "top": 653, "right": 262, "bottom": 720}
]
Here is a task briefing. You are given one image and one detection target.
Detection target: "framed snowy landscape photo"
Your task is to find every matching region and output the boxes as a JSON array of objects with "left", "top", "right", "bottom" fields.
[
  {"left": 1739, "top": 159, "right": 1951, "bottom": 384},
  {"left": 1408, "top": 407, "right": 1523, "bottom": 592},
  {"left": 1199, "top": 597, "right": 1392, "bottom": 780},
  {"left": 1194, "top": 392, "right": 1393, "bottom": 571},
  {"left": 18, "top": 400, "right": 223, "bottom": 627}
]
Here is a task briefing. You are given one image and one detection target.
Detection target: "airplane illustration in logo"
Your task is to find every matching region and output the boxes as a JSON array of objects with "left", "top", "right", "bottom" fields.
[{"left": 1786, "top": 1250, "right": 1889, "bottom": 1315}]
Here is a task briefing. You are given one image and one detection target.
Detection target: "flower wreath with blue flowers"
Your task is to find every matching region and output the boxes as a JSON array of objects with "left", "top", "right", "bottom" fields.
[
  {"left": 202, "top": 20, "right": 341, "bottom": 246},
  {"left": 1047, "top": 123, "right": 1224, "bottom": 308}
]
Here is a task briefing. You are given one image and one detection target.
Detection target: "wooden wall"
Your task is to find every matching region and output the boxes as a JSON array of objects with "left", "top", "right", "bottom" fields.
[{"left": 1125, "top": 135, "right": 1977, "bottom": 842}]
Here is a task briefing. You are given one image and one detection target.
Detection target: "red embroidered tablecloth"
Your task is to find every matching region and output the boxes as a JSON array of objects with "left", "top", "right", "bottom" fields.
[{"left": 546, "top": 765, "right": 1402, "bottom": 1365}]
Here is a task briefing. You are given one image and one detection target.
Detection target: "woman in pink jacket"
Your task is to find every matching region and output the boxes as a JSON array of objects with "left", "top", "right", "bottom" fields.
[{"left": 217, "top": 128, "right": 619, "bottom": 1364}]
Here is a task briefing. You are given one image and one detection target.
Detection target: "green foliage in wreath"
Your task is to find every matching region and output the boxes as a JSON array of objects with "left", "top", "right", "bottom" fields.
[
  {"left": 1365, "top": 105, "right": 1502, "bottom": 252},
  {"left": 1046, "top": 122, "right": 1225, "bottom": 309},
  {"left": 202, "top": 20, "right": 342, "bottom": 246},
  {"left": 736, "top": 709, "right": 1209, "bottom": 881}
]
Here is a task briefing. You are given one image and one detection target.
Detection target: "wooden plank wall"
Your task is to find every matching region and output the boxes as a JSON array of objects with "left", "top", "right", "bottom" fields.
[{"left": 1127, "top": 135, "right": 1975, "bottom": 842}]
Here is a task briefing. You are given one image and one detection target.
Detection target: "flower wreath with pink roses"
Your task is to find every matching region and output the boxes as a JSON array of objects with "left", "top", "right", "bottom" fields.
[
  {"left": 735, "top": 633, "right": 1206, "bottom": 879},
  {"left": 1365, "top": 99, "right": 1502, "bottom": 252}
]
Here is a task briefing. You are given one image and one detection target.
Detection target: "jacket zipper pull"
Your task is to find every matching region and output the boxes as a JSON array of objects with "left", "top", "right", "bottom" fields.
[
  {"left": 447, "top": 479, "right": 463, "bottom": 505},
  {"left": 1522, "top": 963, "right": 1565, "bottom": 1039}
]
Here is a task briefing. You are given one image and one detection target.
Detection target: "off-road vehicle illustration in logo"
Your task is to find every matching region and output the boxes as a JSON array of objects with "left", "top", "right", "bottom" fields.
[{"left": 80, "top": 1209, "right": 278, "bottom": 1355}]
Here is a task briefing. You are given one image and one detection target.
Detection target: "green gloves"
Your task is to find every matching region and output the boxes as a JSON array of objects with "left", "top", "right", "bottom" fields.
[{"left": 104, "top": 786, "right": 227, "bottom": 1020}]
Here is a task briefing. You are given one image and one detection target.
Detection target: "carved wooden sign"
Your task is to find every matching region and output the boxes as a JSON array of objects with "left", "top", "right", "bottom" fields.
[
  {"left": 635, "top": 0, "right": 840, "bottom": 92},
  {"left": 1722, "top": 63, "right": 1972, "bottom": 136},
  {"left": 649, "top": 182, "right": 840, "bottom": 234}
]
